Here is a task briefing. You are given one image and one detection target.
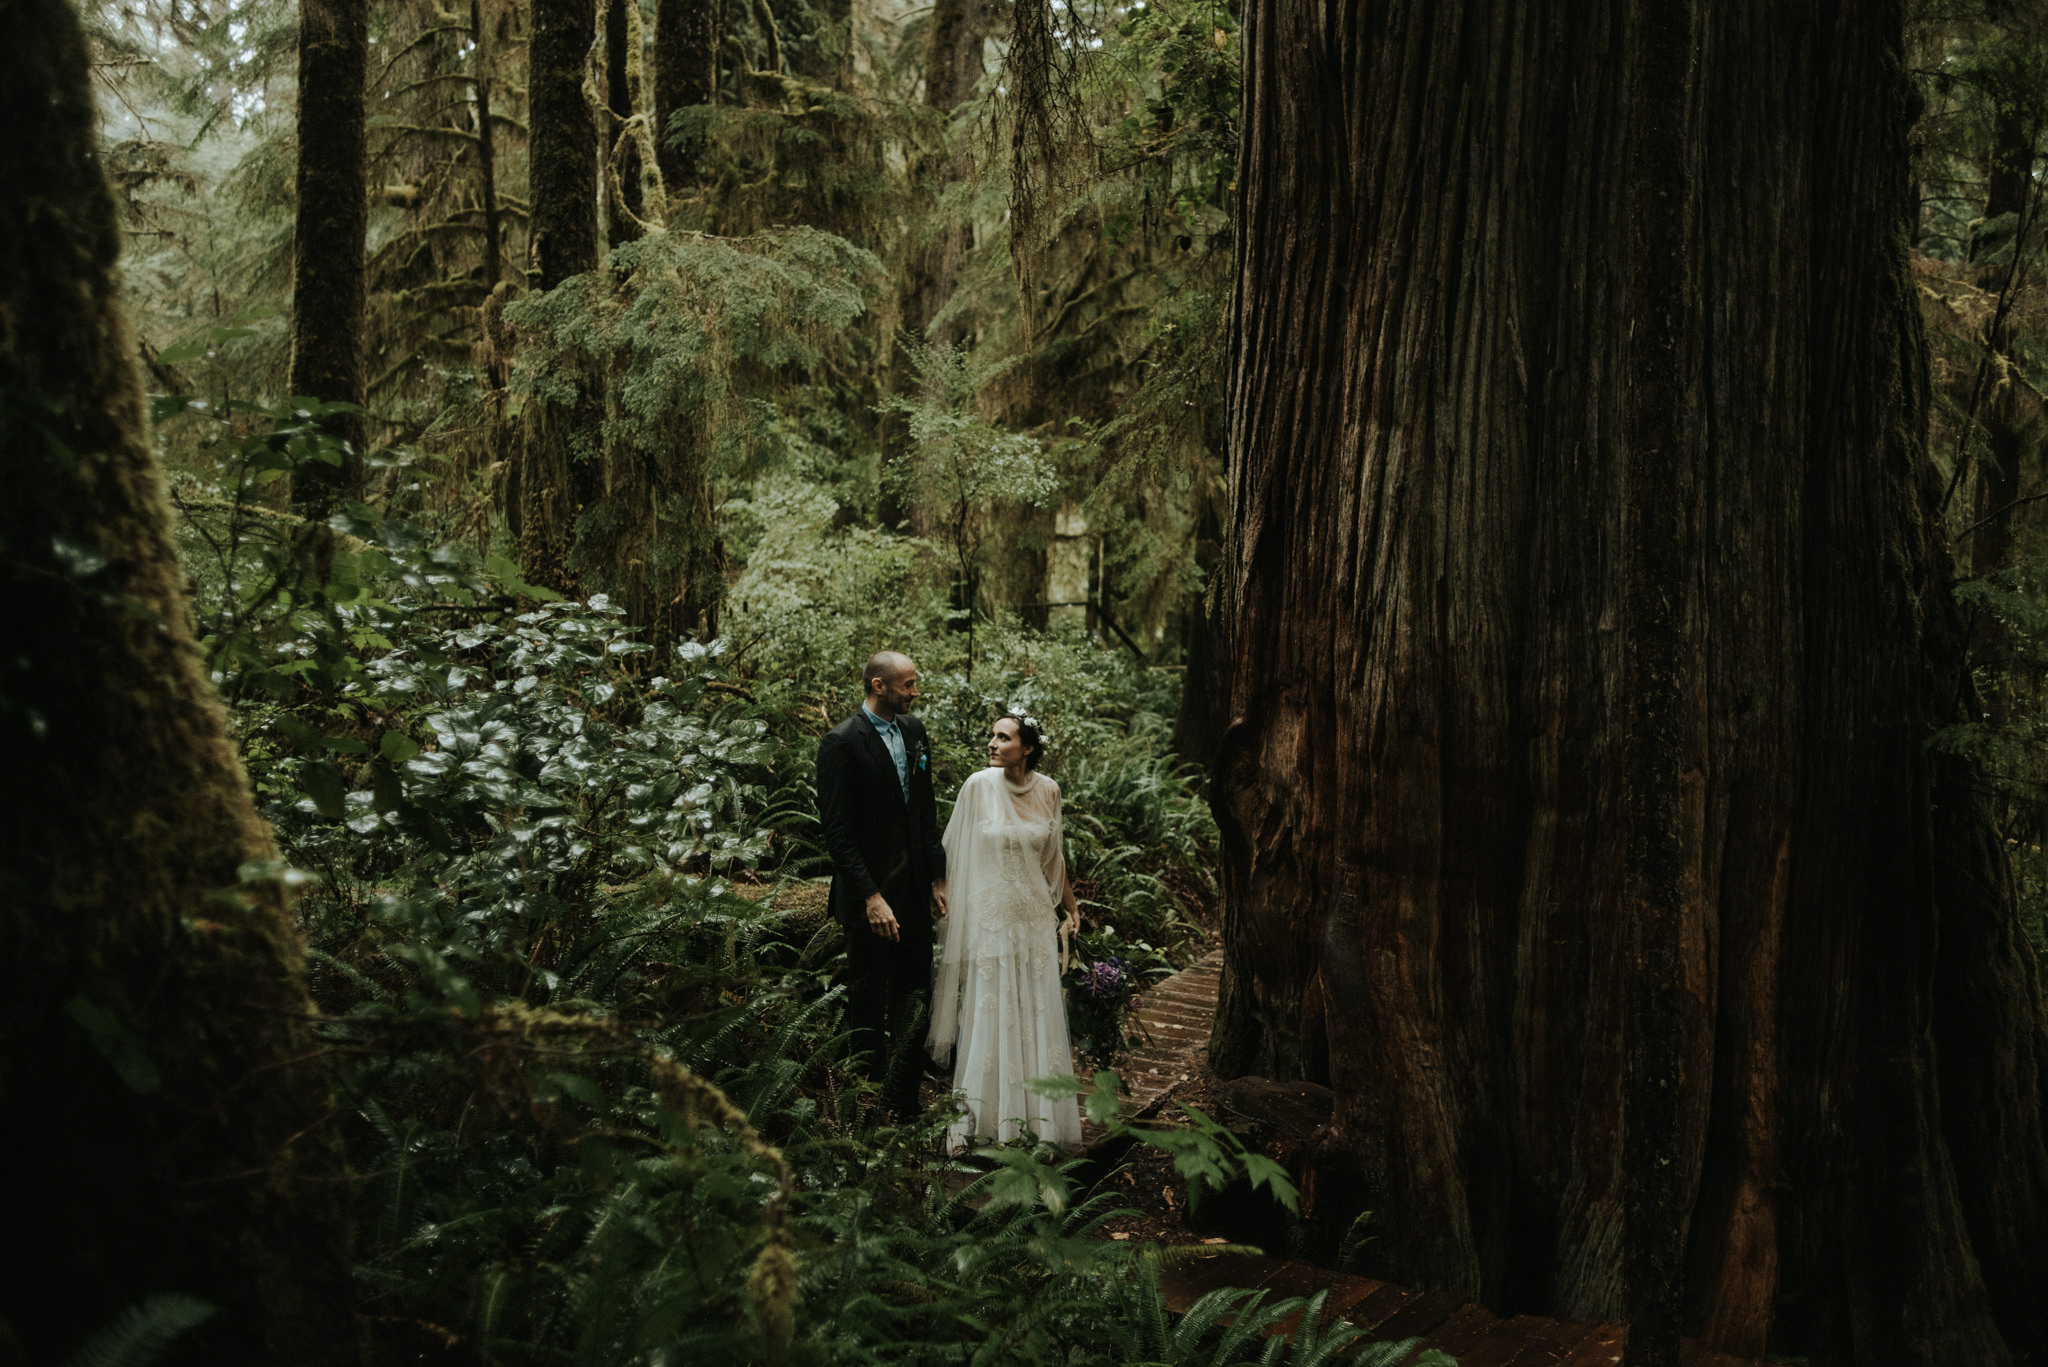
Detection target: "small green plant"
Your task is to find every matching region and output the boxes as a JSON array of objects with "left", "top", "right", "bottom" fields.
[{"left": 60, "top": 1296, "right": 215, "bottom": 1367}]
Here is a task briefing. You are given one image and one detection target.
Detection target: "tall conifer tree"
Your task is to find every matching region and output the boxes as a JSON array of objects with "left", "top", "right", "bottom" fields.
[
  {"left": 289, "top": 0, "right": 369, "bottom": 513},
  {"left": 0, "top": 0, "right": 358, "bottom": 1356}
]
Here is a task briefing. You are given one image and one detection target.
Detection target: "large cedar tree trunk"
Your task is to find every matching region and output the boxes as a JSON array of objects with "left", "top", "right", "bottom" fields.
[
  {"left": 0, "top": 1, "right": 358, "bottom": 1359},
  {"left": 1212, "top": 1, "right": 2048, "bottom": 1363},
  {"left": 288, "top": 0, "right": 369, "bottom": 514}
]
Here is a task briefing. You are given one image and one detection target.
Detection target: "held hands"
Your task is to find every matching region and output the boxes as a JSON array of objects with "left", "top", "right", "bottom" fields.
[
  {"left": 864, "top": 883, "right": 951, "bottom": 937},
  {"left": 864, "top": 891, "right": 900, "bottom": 942}
]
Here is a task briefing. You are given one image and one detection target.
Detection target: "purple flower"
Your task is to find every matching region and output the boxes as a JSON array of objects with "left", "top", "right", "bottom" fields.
[{"left": 1079, "top": 957, "right": 1126, "bottom": 1002}]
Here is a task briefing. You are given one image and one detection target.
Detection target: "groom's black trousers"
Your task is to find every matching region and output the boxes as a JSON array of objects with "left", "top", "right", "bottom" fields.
[{"left": 844, "top": 913, "right": 933, "bottom": 1118}]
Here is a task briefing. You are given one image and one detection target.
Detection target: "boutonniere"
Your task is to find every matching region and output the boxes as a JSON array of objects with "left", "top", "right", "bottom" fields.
[{"left": 917, "top": 752, "right": 929, "bottom": 772}]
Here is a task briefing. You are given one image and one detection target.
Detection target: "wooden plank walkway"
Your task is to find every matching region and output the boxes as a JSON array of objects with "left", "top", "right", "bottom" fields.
[
  {"left": 1109, "top": 949, "right": 1224, "bottom": 1113},
  {"left": 1115, "top": 953, "right": 1765, "bottom": 1367}
]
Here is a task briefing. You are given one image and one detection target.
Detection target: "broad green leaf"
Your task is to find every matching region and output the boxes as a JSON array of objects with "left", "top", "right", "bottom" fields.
[{"left": 301, "top": 760, "right": 349, "bottom": 819}]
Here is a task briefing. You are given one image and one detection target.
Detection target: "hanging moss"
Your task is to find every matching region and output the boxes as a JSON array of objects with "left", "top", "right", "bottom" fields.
[{"left": 506, "top": 225, "right": 884, "bottom": 658}]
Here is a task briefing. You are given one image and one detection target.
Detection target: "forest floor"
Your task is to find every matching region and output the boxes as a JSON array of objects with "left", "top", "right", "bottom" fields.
[
  {"left": 772, "top": 881, "right": 1760, "bottom": 1364},
  {"left": 936, "top": 949, "right": 1772, "bottom": 1367}
]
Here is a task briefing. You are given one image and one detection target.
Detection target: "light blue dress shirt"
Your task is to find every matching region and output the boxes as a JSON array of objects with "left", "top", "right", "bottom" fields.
[{"left": 862, "top": 704, "right": 910, "bottom": 802}]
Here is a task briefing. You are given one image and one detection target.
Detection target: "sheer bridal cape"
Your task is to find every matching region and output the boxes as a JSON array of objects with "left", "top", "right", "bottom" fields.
[{"left": 927, "top": 767, "right": 1083, "bottom": 1150}]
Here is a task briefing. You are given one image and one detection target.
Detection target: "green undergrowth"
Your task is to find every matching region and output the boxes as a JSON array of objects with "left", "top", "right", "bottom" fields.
[{"left": 142, "top": 409, "right": 1423, "bottom": 1365}]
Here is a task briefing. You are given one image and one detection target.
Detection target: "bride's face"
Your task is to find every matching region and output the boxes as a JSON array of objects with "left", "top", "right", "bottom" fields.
[{"left": 987, "top": 718, "right": 1030, "bottom": 769}]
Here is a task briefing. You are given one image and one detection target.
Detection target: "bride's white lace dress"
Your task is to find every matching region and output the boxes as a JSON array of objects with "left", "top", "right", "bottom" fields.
[{"left": 927, "top": 767, "right": 1082, "bottom": 1150}]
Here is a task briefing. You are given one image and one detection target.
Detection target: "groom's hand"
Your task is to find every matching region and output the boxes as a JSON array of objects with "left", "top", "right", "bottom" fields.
[
  {"left": 931, "top": 878, "right": 950, "bottom": 919},
  {"left": 864, "top": 891, "right": 900, "bottom": 942}
]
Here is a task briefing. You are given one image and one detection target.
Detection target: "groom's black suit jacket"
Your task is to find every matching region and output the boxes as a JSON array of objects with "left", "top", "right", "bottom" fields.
[{"left": 815, "top": 709, "right": 947, "bottom": 932}]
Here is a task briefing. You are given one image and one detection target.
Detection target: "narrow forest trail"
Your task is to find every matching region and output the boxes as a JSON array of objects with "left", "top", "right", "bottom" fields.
[
  {"left": 1084, "top": 948, "right": 1225, "bottom": 1136},
  {"left": 1096, "top": 954, "right": 1769, "bottom": 1367}
]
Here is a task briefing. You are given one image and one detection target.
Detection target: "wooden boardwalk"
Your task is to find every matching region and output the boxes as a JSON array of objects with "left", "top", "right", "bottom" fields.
[
  {"left": 1098, "top": 948, "right": 1225, "bottom": 1121},
  {"left": 1102, "top": 952, "right": 1764, "bottom": 1367}
]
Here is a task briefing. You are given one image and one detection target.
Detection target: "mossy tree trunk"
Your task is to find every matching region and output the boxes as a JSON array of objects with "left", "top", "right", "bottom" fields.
[
  {"left": 902, "top": 0, "right": 989, "bottom": 347},
  {"left": 604, "top": 0, "right": 645, "bottom": 246},
  {"left": 473, "top": 0, "right": 507, "bottom": 293},
  {"left": 0, "top": 0, "right": 358, "bottom": 1360},
  {"left": 514, "top": 0, "right": 604, "bottom": 597},
  {"left": 288, "top": 0, "right": 369, "bottom": 515},
  {"left": 881, "top": 0, "right": 994, "bottom": 535},
  {"left": 1212, "top": 1, "right": 2048, "bottom": 1363},
  {"left": 653, "top": 0, "right": 716, "bottom": 199},
  {"left": 530, "top": 0, "right": 600, "bottom": 289}
]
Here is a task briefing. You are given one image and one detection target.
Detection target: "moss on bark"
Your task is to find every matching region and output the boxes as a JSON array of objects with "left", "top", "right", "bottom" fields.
[
  {"left": 531, "top": 0, "right": 600, "bottom": 288},
  {"left": 288, "top": 0, "right": 369, "bottom": 515},
  {"left": 0, "top": 0, "right": 357, "bottom": 1358},
  {"left": 653, "top": 0, "right": 716, "bottom": 196}
]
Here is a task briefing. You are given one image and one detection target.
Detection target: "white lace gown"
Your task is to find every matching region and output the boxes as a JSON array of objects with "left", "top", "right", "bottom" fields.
[{"left": 927, "top": 767, "right": 1083, "bottom": 1150}]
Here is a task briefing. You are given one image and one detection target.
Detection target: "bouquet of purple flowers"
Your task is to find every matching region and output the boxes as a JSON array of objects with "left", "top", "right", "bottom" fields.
[{"left": 1063, "top": 952, "right": 1146, "bottom": 1070}]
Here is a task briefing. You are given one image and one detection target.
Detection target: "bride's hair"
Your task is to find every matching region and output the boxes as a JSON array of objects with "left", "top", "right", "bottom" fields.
[{"left": 996, "top": 713, "right": 1045, "bottom": 770}]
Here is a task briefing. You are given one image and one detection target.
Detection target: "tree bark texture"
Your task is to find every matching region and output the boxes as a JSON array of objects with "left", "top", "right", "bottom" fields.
[
  {"left": 288, "top": 0, "right": 369, "bottom": 514},
  {"left": 473, "top": 0, "right": 507, "bottom": 291},
  {"left": 0, "top": 1, "right": 358, "bottom": 1359},
  {"left": 530, "top": 0, "right": 600, "bottom": 287},
  {"left": 605, "top": 0, "right": 645, "bottom": 245},
  {"left": 1173, "top": 466, "right": 1231, "bottom": 767},
  {"left": 902, "top": 0, "right": 991, "bottom": 343},
  {"left": 654, "top": 0, "right": 716, "bottom": 195},
  {"left": 1212, "top": 2, "right": 2048, "bottom": 1363}
]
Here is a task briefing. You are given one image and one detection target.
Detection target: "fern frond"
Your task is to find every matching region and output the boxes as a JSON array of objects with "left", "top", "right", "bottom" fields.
[{"left": 63, "top": 1295, "right": 215, "bottom": 1367}]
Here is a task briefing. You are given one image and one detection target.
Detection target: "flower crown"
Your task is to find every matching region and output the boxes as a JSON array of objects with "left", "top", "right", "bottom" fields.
[{"left": 1007, "top": 710, "right": 1051, "bottom": 748}]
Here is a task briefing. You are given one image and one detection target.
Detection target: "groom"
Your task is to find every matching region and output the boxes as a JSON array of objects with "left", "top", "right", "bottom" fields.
[{"left": 816, "top": 650, "right": 949, "bottom": 1119}]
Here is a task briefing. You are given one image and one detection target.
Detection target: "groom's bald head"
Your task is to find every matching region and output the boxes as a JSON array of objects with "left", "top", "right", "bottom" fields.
[{"left": 863, "top": 651, "right": 918, "bottom": 709}]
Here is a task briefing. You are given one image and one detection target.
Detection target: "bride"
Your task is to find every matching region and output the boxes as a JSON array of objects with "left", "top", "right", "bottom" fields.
[{"left": 927, "top": 712, "right": 1084, "bottom": 1150}]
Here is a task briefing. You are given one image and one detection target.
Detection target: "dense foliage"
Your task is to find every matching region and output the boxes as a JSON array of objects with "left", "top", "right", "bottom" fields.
[{"left": 132, "top": 405, "right": 1347, "bottom": 1362}]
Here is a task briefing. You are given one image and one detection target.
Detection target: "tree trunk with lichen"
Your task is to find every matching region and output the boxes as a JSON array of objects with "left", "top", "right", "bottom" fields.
[
  {"left": 654, "top": 0, "right": 715, "bottom": 197},
  {"left": 882, "top": 0, "right": 994, "bottom": 536},
  {"left": 903, "top": 0, "right": 990, "bottom": 346},
  {"left": 1212, "top": 2, "right": 2048, "bottom": 1364},
  {"left": 288, "top": 0, "right": 369, "bottom": 515},
  {"left": 604, "top": 0, "right": 645, "bottom": 245},
  {"left": 530, "top": 0, "right": 600, "bottom": 289},
  {"left": 513, "top": 0, "right": 604, "bottom": 598},
  {"left": 0, "top": 2, "right": 358, "bottom": 1360}
]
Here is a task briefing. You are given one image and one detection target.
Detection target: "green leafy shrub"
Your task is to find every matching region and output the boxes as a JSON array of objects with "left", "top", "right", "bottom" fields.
[{"left": 151, "top": 408, "right": 1331, "bottom": 1365}]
